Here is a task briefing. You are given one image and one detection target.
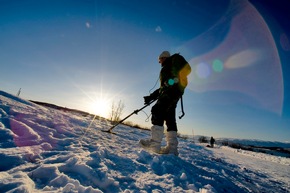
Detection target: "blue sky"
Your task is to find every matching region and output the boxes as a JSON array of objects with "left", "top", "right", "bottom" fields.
[{"left": 1, "top": 0, "right": 290, "bottom": 142}]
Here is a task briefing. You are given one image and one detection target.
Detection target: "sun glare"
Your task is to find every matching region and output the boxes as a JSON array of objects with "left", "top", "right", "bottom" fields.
[{"left": 90, "top": 98, "right": 111, "bottom": 118}]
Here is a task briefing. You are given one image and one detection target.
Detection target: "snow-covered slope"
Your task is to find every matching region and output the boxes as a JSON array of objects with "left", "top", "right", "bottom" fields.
[{"left": 0, "top": 90, "right": 289, "bottom": 193}]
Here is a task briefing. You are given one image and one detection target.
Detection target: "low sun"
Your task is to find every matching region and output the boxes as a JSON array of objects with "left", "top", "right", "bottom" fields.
[{"left": 90, "top": 98, "right": 111, "bottom": 118}]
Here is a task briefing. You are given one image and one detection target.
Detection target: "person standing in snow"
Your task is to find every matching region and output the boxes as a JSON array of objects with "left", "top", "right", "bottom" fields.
[
  {"left": 139, "top": 51, "right": 191, "bottom": 156},
  {"left": 210, "top": 136, "right": 215, "bottom": 148}
]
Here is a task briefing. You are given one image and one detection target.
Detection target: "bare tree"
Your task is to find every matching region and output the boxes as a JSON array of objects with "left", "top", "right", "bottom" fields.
[{"left": 109, "top": 100, "right": 125, "bottom": 123}]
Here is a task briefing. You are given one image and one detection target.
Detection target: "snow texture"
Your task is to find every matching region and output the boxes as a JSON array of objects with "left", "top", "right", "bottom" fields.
[{"left": 0, "top": 90, "right": 289, "bottom": 192}]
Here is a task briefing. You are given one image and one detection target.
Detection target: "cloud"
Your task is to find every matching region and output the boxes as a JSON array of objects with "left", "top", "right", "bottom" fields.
[{"left": 155, "top": 26, "right": 162, "bottom": 32}]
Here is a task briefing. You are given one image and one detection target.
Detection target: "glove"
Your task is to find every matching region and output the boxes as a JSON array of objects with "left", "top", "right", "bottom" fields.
[
  {"left": 143, "top": 95, "right": 153, "bottom": 105},
  {"left": 143, "top": 89, "right": 160, "bottom": 105}
]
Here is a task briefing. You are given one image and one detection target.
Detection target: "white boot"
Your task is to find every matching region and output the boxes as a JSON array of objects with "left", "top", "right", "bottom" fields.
[
  {"left": 160, "top": 131, "right": 179, "bottom": 156},
  {"left": 139, "top": 125, "right": 164, "bottom": 153}
]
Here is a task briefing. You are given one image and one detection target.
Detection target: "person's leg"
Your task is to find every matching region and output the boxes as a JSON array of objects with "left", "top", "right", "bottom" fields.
[
  {"left": 139, "top": 125, "right": 164, "bottom": 152},
  {"left": 139, "top": 101, "right": 165, "bottom": 152},
  {"left": 160, "top": 102, "right": 179, "bottom": 156}
]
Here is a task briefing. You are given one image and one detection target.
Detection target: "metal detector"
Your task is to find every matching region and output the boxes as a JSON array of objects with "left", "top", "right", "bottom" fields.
[{"left": 102, "top": 99, "right": 157, "bottom": 134}]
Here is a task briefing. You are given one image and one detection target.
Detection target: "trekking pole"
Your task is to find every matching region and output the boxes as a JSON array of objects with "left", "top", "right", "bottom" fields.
[{"left": 102, "top": 98, "right": 157, "bottom": 134}]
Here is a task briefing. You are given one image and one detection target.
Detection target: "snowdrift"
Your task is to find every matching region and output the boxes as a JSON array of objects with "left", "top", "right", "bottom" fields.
[{"left": 0, "top": 90, "right": 289, "bottom": 192}]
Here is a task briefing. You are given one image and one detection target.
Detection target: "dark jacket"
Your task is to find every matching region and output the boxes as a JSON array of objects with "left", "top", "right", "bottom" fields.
[{"left": 150, "top": 54, "right": 191, "bottom": 100}]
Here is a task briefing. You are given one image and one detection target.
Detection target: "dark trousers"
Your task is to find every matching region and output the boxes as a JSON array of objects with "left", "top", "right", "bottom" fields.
[{"left": 151, "top": 95, "right": 180, "bottom": 132}]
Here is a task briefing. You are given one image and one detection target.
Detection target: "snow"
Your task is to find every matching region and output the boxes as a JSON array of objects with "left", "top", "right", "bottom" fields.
[{"left": 0, "top": 90, "right": 290, "bottom": 193}]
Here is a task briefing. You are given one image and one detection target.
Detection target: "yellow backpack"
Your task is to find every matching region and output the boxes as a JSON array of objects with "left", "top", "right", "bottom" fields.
[{"left": 171, "top": 53, "right": 191, "bottom": 92}]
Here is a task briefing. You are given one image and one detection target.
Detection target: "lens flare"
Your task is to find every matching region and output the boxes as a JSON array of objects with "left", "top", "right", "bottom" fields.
[
  {"left": 180, "top": 1, "right": 283, "bottom": 115},
  {"left": 225, "top": 49, "right": 262, "bottom": 69},
  {"left": 196, "top": 62, "right": 211, "bottom": 79},
  {"left": 280, "top": 33, "right": 290, "bottom": 51},
  {"left": 212, "top": 59, "right": 223, "bottom": 72}
]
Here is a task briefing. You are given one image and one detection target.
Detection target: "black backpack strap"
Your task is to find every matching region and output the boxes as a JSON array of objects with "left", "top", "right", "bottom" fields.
[{"left": 179, "top": 95, "right": 185, "bottom": 119}]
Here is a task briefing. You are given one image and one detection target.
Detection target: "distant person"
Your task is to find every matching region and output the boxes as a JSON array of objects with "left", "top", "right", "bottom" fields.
[
  {"left": 210, "top": 136, "right": 215, "bottom": 148},
  {"left": 139, "top": 51, "right": 191, "bottom": 156}
]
